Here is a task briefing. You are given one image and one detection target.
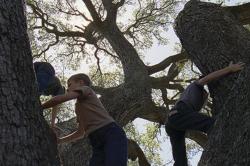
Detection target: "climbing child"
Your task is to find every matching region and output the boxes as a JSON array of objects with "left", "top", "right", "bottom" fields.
[
  {"left": 34, "top": 62, "right": 65, "bottom": 127},
  {"left": 165, "top": 61, "right": 245, "bottom": 166},
  {"left": 41, "top": 73, "right": 128, "bottom": 166}
]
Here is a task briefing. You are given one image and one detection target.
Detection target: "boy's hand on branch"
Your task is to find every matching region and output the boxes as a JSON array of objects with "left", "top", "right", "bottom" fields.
[{"left": 228, "top": 61, "right": 245, "bottom": 72}]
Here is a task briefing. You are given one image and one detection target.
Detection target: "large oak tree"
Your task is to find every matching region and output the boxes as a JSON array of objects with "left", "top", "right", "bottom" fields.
[
  {"left": 28, "top": 0, "right": 250, "bottom": 165},
  {"left": 1, "top": 0, "right": 247, "bottom": 165},
  {"left": 0, "top": 0, "right": 60, "bottom": 165}
]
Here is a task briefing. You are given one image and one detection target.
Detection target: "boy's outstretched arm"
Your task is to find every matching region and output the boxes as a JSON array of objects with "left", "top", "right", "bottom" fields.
[
  {"left": 41, "top": 91, "right": 80, "bottom": 109},
  {"left": 198, "top": 62, "right": 245, "bottom": 86}
]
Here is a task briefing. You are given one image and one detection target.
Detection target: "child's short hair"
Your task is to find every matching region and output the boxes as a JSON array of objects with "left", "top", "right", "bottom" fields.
[{"left": 68, "top": 73, "right": 92, "bottom": 86}]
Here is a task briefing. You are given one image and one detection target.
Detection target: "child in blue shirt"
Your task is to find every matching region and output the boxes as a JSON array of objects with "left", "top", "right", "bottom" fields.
[{"left": 34, "top": 62, "right": 65, "bottom": 127}]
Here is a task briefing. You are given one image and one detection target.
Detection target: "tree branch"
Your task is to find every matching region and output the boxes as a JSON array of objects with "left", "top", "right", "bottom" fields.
[
  {"left": 225, "top": 2, "right": 250, "bottom": 25},
  {"left": 128, "top": 139, "right": 150, "bottom": 166},
  {"left": 147, "top": 52, "right": 187, "bottom": 75},
  {"left": 33, "top": 35, "right": 59, "bottom": 58},
  {"left": 91, "top": 85, "right": 115, "bottom": 95},
  {"left": 150, "top": 76, "right": 184, "bottom": 91},
  {"left": 161, "top": 88, "right": 169, "bottom": 107},
  {"left": 28, "top": 2, "right": 85, "bottom": 37},
  {"left": 101, "top": 0, "right": 118, "bottom": 24},
  {"left": 138, "top": 105, "right": 169, "bottom": 125},
  {"left": 116, "top": 0, "right": 125, "bottom": 8},
  {"left": 82, "top": 0, "right": 102, "bottom": 24},
  {"left": 185, "top": 130, "right": 208, "bottom": 148}
]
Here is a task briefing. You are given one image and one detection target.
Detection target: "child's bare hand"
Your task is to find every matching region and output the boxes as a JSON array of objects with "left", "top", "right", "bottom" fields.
[{"left": 228, "top": 61, "right": 245, "bottom": 72}]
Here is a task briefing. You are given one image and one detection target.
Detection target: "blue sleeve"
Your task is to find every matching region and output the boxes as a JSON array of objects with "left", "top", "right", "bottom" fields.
[{"left": 33, "top": 62, "right": 55, "bottom": 76}]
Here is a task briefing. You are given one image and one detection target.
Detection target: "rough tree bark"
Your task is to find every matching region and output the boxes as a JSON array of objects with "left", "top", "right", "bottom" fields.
[
  {"left": 175, "top": 0, "right": 250, "bottom": 165},
  {"left": 0, "top": 1, "right": 60, "bottom": 165},
  {"left": 27, "top": 0, "right": 250, "bottom": 165}
]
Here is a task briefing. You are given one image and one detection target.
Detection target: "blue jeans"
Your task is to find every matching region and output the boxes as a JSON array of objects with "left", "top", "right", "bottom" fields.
[{"left": 88, "top": 122, "right": 128, "bottom": 166}]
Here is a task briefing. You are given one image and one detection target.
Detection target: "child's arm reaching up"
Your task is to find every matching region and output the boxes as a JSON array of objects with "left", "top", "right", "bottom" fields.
[
  {"left": 198, "top": 62, "right": 245, "bottom": 86},
  {"left": 41, "top": 91, "right": 80, "bottom": 109}
]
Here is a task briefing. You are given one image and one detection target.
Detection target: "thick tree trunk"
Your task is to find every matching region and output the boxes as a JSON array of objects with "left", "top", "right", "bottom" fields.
[
  {"left": 175, "top": 0, "right": 250, "bottom": 165},
  {"left": 0, "top": 1, "right": 60, "bottom": 165}
]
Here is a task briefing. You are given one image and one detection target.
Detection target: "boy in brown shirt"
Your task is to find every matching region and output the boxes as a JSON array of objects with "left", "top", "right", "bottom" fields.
[{"left": 42, "top": 73, "right": 128, "bottom": 166}]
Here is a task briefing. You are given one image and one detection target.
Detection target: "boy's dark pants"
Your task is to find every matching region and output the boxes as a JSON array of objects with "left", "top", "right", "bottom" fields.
[
  {"left": 89, "top": 122, "right": 128, "bottom": 166},
  {"left": 165, "top": 102, "right": 215, "bottom": 166}
]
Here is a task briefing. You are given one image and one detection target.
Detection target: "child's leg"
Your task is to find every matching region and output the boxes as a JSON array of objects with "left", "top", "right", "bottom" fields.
[
  {"left": 165, "top": 123, "right": 188, "bottom": 166},
  {"left": 174, "top": 112, "right": 215, "bottom": 133},
  {"left": 104, "top": 123, "right": 128, "bottom": 166},
  {"left": 170, "top": 102, "right": 215, "bottom": 134},
  {"left": 89, "top": 138, "right": 105, "bottom": 166},
  {"left": 89, "top": 148, "right": 105, "bottom": 166}
]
